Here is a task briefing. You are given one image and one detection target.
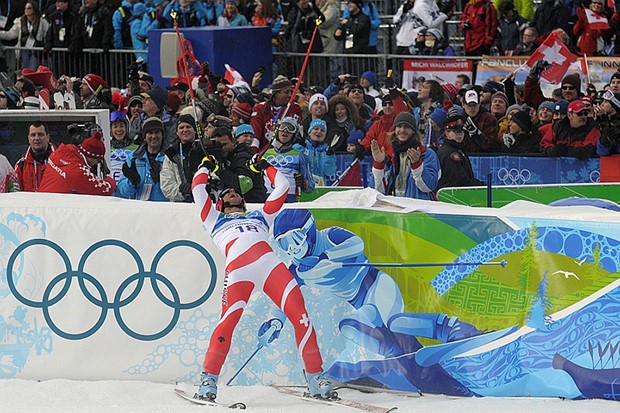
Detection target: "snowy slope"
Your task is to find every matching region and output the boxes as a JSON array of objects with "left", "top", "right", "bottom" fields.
[{"left": 0, "top": 379, "right": 618, "bottom": 413}]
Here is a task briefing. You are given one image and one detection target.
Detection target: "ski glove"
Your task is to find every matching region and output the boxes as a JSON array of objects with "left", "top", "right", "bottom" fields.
[
  {"left": 257, "top": 318, "right": 284, "bottom": 348},
  {"left": 122, "top": 159, "right": 141, "bottom": 187},
  {"left": 248, "top": 154, "right": 270, "bottom": 173},
  {"left": 200, "top": 155, "right": 220, "bottom": 173},
  {"left": 354, "top": 142, "right": 366, "bottom": 160},
  {"left": 294, "top": 172, "right": 306, "bottom": 190},
  {"left": 502, "top": 133, "right": 516, "bottom": 148},
  {"left": 529, "top": 60, "right": 550, "bottom": 79},
  {"left": 150, "top": 161, "right": 161, "bottom": 184},
  {"left": 463, "top": 117, "right": 482, "bottom": 136},
  {"left": 179, "top": 182, "right": 192, "bottom": 196}
]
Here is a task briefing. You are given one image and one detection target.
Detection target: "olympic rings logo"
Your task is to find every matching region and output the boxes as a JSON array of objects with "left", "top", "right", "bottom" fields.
[
  {"left": 265, "top": 155, "right": 296, "bottom": 168},
  {"left": 7, "top": 239, "right": 217, "bottom": 341},
  {"left": 497, "top": 168, "right": 532, "bottom": 185}
]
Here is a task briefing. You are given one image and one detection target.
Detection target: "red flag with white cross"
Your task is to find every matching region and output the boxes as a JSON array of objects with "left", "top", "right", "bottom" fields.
[{"left": 525, "top": 32, "right": 579, "bottom": 84}]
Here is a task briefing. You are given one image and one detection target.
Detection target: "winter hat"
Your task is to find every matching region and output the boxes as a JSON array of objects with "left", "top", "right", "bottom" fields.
[
  {"left": 167, "top": 91, "right": 181, "bottom": 114},
  {"left": 231, "top": 102, "right": 253, "bottom": 123},
  {"left": 429, "top": 107, "right": 448, "bottom": 128},
  {"left": 22, "top": 96, "right": 40, "bottom": 109},
  {"left": 506, "top": 103, "right": 524, "bottom": 116},
  {"left": 381, "top": 94, "right": 392, "bottom": 105},
  {"left": 235, "top": 92, "right": 255, "bottom": 106},
  {"left": 510, "top": 110, "right": 532, "bottom": 132},
  {"left": 554, "top": 99, "right": 569, "bottom": 114},
  {"left": 348, "top": 0, "right": 364, "bottom": 9},
  {"left": 142, "top": 87, "right": 167, "bottom": 112},
  {"left": 561, "top": 73, "right": 581, "bottom": 92},
  {"left": 393, "top": 112, "right": 417, "bottom": 130},
  {"left": 538, "top": 101, "right": 555, "bottom": 112},
  {"left": 347, "top": 129, "right": 364, "bottom": 145},
  {"left": 271, "top": 75, "right": 293, "bottom": 92},
  {"left": 426, "top": 28, "right": 443, "bottom": 41},
  {"left": 82, "top": 74, "right": 108, "bottom": 93},
  {"left": 79, "top": 131, "right": 106, "bottom": 160},
  {"left": 166, "top": 81, "right": 189, "bottom": 93},
  {"left": 360, "top": 71, "right": 376, "bottom": 86},
  {"left": 127, "top": 94, "right": 143, "bottom": 109},
  {"left": 482, "top": 80, "right": 504, "bottom": 94},
  {"left": 611, "top": 71, "right": 620, "bottom": 82},
  {"left": 133, "top": 2, "right": 148, "bottom": 16},
  {"left": 139, "top": 71, "right": 154, "bottom": 87},
  {"left": 235, "top": 124, "right": 255, "bottom": 139},
  {"left": 142, "top": 116, "right": 165, "bottom": 135},
  {"left": 309, "top": 93, "right": 329, "bottom": 110},
  {"left": 308, "top": 118, "right": 327, "bottom": 134},
  {"left": 176, "top": 114, "right": 197, "bottom": 134},
  {"left": 2, "top": 86, "right": 22, "bottom": 108},
  {"left": 492, "top": 91, "right": 509, "bottom": 106},
  {"left": 442, "top": 83, "right": 458, "bottom": 102}
]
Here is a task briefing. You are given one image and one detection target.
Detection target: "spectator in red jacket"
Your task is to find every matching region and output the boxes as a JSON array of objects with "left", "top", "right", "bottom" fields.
[
  {"left": 574, "top": 2, "right": 610, "bottom": 56},
  {"left": 461, "top": 89, "right": 501, "bottom": 153},
  {"left": 39, "top": 131, "right": 116, "bottom": 195},
  {"left": 250, "top": 75, "right": 302, "bottom": 151},
  {"left": 460, "top": 0, "right": 498, "bottom": 56},
  {"left": 14, "top": 121, "right": 55, "bottom": 192},
  {"left": 540, "top": 100, "right": 600, "bottom": 159}
]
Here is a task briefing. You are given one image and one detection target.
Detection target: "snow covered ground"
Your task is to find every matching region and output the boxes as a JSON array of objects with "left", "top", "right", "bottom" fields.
[{"left": 0, "top": 379, "right": 618, "bottom": 413}]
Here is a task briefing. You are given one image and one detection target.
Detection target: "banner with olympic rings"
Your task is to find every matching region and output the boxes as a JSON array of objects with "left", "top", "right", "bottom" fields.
[{"left": 2, "top": 191, "right": 620, "bottom": 402}]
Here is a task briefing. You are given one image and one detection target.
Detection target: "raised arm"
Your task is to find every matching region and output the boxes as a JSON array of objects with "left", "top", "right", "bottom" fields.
[{"left": 191, "top": 159, "right": 220, "bottom": 232}]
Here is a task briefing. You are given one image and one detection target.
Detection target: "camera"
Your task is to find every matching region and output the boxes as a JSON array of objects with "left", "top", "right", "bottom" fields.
[
  {"left": 67, "top": 122, "right": 100, "bottom": 144},
  {"left": 258, "top": 66, "right": 266, "bottom": 74},
  {"left": 463, "top": 21, "right": 472, "bottom": 30},
  {"left": 127, "top": 60, "right": 144, "bottom": 83},
  {"left": 346, "top": 76, "right": 359, "bottom": 85}
]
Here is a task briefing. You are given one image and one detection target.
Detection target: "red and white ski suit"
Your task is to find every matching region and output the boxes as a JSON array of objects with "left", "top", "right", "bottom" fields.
[{"left": 191, "top": 165, "right": 323, "bottom": 376}]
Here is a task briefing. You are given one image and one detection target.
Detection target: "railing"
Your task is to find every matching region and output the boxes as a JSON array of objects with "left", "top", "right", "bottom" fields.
[{"left": 4, "top": 46, "right": 146, "bottom": 90}]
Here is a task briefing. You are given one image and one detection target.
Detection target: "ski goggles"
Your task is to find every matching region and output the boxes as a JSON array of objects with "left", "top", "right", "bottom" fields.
[
  {"left": 278, "top": 122, "right": 297, "bottom": 134},
  {"left": 602, "top": 90, "right": 620, "bottom": 108},
  {"left": 110, "top": 111, "right": 127, "bottom": 122},
  {"left": 275, "top": 229, "right": 307, "bottom": 254}
]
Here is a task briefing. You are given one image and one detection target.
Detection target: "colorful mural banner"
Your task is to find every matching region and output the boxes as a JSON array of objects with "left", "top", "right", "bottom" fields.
[
  {"left": 476, "top": 55, "right": 620, "bottom": 95},
  {"left": 1, "top": 191, "right": 620, "bottom": 401},
  {"left": 401, "top": 59, "right": 474, "bottom": 89}
]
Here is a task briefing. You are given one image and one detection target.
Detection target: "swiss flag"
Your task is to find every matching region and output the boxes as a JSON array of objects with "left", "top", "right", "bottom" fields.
[
  {"left": 584, "top": 8, "right": 610, "bottom": 30},
  {"left": 526, "top": 32, "right": 579, "bottom": 84},
  {"left": 335, "top": 161, "right": 362, "bottom": 187},
  {"left": 223, "top": 64, "right": 248, "bottom": 88}
]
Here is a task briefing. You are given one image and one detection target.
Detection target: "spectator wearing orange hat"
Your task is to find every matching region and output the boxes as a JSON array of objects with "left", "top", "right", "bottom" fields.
[{"left": 39, "top": 131, "right": 116, "bottom": 195}]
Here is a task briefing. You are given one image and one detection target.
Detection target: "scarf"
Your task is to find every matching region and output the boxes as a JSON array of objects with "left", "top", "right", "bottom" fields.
[{"left": 390, "top": 138, "right": 420, "bottom": 196}]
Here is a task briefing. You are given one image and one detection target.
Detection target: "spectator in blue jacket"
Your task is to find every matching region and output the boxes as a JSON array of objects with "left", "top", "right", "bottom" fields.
[
  {"left": 371, "top": 112, "right": 440, "bottom": 200},
  {"left": 197, "top": 0, "right": 224, "bottom": 25},
  {"left": 341, "top": 0, "right": 381, "bottom": 53},
  {"left": 140, "top": 0, "right": 166, "bottom": 41},
  {"left": 115, "top": 117, "right": 169, "bottom": 201},
  {"left": 218, "top": 0, "right": 248, "bottom": 26},
  {"left": 163, "top": 0, "right": 206, "bottom": 27},
  {"left": 113, "top": 0, "right": 138, "bottom": 49},
  {"left": 304, "top": 119, "right": 337, "bottom": 185},
  {"left": 130, "top": 2, "right": 149, "bottom": 62}
]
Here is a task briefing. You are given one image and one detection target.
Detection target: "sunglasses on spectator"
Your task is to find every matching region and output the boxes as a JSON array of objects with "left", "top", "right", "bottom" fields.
[
  {"left": 0, "top": 94, "right": 6, "bottom": 99},
  {"left": 349, "top": 88, "right": 364, "bottom": 94},
  {"left": 572, "top": 110, "right": 589, "bottom": 116},
  {"left": 591, "top": 2, "right": 603, "bottom": 5},
  {"left": 562, "top": 85, "right": 576, "bottom": 90},
  {"left": 225, "top": 93, "right": 234, "bottom": 99}
]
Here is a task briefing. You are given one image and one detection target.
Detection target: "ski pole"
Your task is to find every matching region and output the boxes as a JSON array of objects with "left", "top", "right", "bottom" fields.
[
  {"left": 226, "top": 315, "right": 284, "bottom": 385},
  {"left": 171, "top": 11, "right": 208, "bottom": 154},
  {"left": 258, "top": 18, "right": 322, "bottom": 157},
  {"left": 331, "top": 158, "right": 359, "bottom": 186},
  {"left": 339, "top": 259, "right": 507, "bottom": 268}
]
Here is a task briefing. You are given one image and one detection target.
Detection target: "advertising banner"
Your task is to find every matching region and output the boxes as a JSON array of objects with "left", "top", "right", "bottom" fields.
[
  {"left": 2, "top": 191, "right": 620, "bottom": 401},
  {"left": 402, "top": 59, "right": 474, "bottom": 89}
]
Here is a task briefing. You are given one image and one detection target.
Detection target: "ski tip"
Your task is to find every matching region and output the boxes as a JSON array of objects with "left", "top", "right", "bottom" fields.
[{"left": 500, "top": 259, "right": 507, "bottom": 268}]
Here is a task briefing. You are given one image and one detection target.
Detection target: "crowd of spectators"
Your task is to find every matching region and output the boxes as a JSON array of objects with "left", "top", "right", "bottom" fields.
[{"left": 0, "top": 0, "right": 619, "bottom": 199}]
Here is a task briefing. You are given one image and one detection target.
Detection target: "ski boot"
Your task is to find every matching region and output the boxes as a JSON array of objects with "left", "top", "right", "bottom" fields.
[
  {"left": 196, "top": 372, "right": 218, "bottom": 401},
  {"left": 305, "top": 370, "right": 337, "bottom": 399}
]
